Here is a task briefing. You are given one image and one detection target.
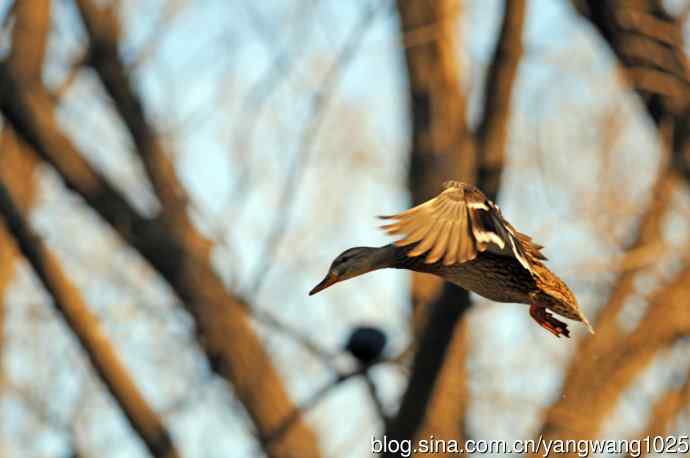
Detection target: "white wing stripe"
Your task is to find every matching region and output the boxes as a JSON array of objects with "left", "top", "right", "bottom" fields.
[
  {"left": 473, "top": 229, "right": 506, "bottom": 248},
  {"left": 508, "top": 236, "right": 530, "bottom": 270},
  {"left": 466, "top": 201, "right": 489, "bottom": 210}
]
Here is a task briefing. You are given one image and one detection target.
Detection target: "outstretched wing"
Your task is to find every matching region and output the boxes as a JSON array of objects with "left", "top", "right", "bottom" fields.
[{"left": 379, "top": 181, "right": 546, "bottom": 272}]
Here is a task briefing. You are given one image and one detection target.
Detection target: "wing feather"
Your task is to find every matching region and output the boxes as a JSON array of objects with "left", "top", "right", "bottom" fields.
[
  {"left": 425, "top": 219, "right": 451, "bottom": 264},
  {"left": 379, "top": 181, "right": 546, "bottom": 274},
  {"left": 408, "top": 218, "right": 441, "bottom": 257},
  {"left": 456, "top": 205, "right": 472, "bottom": 262},
  {"left": 443, "top": 220, "right": 460, "bottom": 265},
  {"left": 394, "top": 220, "right": 433, "bottom": 247}
]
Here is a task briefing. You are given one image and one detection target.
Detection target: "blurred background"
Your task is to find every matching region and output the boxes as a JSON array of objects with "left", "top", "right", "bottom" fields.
[{"left": 0, "top": 0, "right": 689, "bottom": 457}]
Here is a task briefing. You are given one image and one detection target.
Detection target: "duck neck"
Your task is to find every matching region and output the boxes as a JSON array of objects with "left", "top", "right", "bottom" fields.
[{"left": 369, "top": 244, "right": 402, "bottom": 270}]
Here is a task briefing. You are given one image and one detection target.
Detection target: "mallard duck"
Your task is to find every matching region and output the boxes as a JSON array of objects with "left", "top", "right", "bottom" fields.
[{"left": 310, "top": 181, "right": 593, "bottom": 338}]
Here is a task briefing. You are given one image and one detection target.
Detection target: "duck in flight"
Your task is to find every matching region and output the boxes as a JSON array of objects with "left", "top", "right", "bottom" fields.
[{"left": 310, "top": 181, "right": 593, "bottom": 338}]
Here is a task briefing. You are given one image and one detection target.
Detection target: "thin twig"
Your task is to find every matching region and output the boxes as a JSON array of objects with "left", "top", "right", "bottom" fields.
[
  {"left": 255, "top": 350, "right": 407, "bottom": 456},
  {"left": 127, "top": 0, "right": 190, "bottom": 70},
  {"left": 248, "top": 1, "right": 384, "bottom": 295},
  {"left": 363, "top": 372, "right": 390, "bottom": 427},
  {"left": 260, "top": 361, "right": 377, "bottom": 453},
  {"left": 226, "top": 0, "right": 319, "bottom": 216},
  {"left": 51, "top": 50, "right": 89, "bottom": 101},
  {"left": 249, "top": 302, "right": 339, "bottom": 366}
]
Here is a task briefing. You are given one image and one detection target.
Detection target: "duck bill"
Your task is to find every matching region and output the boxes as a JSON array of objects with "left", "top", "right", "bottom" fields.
[{"left": 309, "top": 273, "right": 338, "bottom": 295}]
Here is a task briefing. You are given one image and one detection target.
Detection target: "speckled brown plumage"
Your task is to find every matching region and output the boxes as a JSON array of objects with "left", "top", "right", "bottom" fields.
[
  {"left": 310, "top": 181, "right": 593, "bottom": 338},
  {"left": 395, "top": 248, "right": 536, "bottom": 304}
]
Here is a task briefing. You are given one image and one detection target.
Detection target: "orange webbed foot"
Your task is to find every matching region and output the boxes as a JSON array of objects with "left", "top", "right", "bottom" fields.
[{"left": 529, "top": 305, "right": 570, "bottom": 338}]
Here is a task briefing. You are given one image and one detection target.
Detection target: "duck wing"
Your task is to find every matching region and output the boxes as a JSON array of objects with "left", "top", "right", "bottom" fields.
[{"left": 379, "top": 181, "right": 546, "bottom": 273}]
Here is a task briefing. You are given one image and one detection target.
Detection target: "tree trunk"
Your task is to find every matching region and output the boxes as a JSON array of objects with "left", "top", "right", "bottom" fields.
[{"left": 385, "top": 2, "right": 525, "bottom": 454}]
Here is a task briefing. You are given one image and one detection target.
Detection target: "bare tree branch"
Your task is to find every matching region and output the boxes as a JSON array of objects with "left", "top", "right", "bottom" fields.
[
  {"left": 397, "top": 0, "right": 475, "bottom": 204},
  {"left": 1, "top": 44, "right": 326, "bottom": 458},
  {"left": 262, "top": 355, "right": 401, "bottom": 453},
  {"left": 0, "top": 182, "right": 182, "bottom": 458},
  {"left": 69, "top": 1, "right": 324, "bottom": 455},
  {"left": 384, "top": 3, "right": 473, "bottom": 450},
  {"left": 531, "top": 170, "right": 681, "bottom": 454},
  {"left": 628, "top": 369, "right": 689, "bottom": 458},
  {"left": 534, "top": 260, "right": 690, "bottom": 455},
  {"left": 576, "top": 0, "right": 690, "bottom": 177},
  {"left": 0, "top": 0, "right": 50, "bottom": 386},
  {"left": 476, "top": 0, "right": 527, "bottom": 200},
  {"left": 6, "top": 0, "right": 49, "bottom": 83},
  {"left": 74, "top": 0, "right": 206, "bottom": 250},
  {"left": 0, "top": 64, "right": 152, "bottom": 236},
  {"left": 384, "top": 2, "right": 525, "bottom": 454},
  {"left": 532, "top": 3, "right": 690, "bottom": 449}
]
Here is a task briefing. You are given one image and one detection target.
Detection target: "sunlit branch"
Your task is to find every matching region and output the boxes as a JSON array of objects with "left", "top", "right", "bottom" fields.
[
  {"left": 0, "top": 182, "right": 182, "bottom": 458},
  {"left": 628, "top": 367, "right": 690, "bottom": 458},
  {"left": 385, "top": 1, "right": 525, "bottom": 452},
  {"left": 71, "top": 1, "right": 326, "bottom": 455},
  {"left": 476, "top": 0, "right": 526, "bottom": 201}
]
